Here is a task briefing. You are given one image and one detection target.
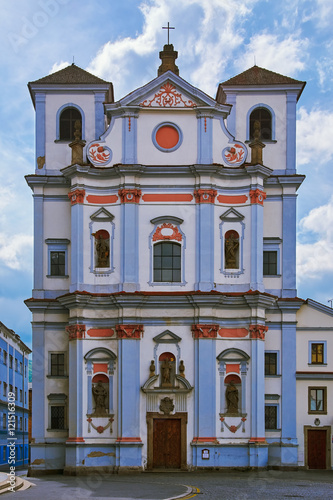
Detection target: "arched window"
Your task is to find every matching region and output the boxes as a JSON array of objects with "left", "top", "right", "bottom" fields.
[
  {"left": 59, "top": 106, "right": 82, "bottom": 141},
  {"left": 153, "top": 242, "right": 181, "bottom": 282},
  {"left": 249, "top": 107, "right": 272, "bottom": 141},
  {"left": 94, "top": 229, "right": 110, "bottom": 269},
  {"left": 224, "top": 230, "right": 240, "bottom": 269}
]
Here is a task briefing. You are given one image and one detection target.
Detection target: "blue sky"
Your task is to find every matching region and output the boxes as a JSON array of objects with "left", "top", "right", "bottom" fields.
[{"left": 1, "top": 0, "right": 333, "bottom": 347}]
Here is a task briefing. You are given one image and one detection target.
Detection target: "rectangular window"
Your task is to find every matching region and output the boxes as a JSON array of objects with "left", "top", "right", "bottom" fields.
[
  {"left": 9, "top": 355, "right": 13, "bottom": 368},
  {"left": 265, "top": 405, "right": 277, "bottom": 430},
  {"left": 3, "top": 351, "right": 7, "bottom": 365},
  {"left": 311, "top": 343, "right": 324, "bottom": 364},
  {"left": 263, "top": 251, "right": 277, "bottom": 275},
  {"left": 308, "top": 387, "right": 327, "bottom": 414},
  {"left": 2, "top": 414, "right": 6, "bottom": 430},
  {"left": 51, "top": 406, "right": 65, "bottom": 430},
  {"left": 50, "top": 353, "right": 65, "bottom": 376},
  {"left": 265, "top": 352, "right": 277, "bottom": 375},
  {"left": 19, "top": 417, "right": 22, "bottom": 430},
  {"left": 50, "top": 251, "right": 66, "bottom": 276},
  {"left": 15, "top": 387, "right": 18, "bottom": 400},
  {"left": 9, "top": 384, "right": 13, "bottom": 394},
  {"left": 3, "top": 383, "right": 7, "bottom": 397},
  {"left": 2, "top": 447, "right": 6, "bottom": 461},
  {"left": 14, "top": 358, "right": 18, "bottom": 371},
  {"left": 153, "top": 242, "right": 181, "bottom": 282},
  {"left": 20, "top": 362, "right": 22, "bottom": 374},
  {"left": 19, "top": 390, "right": 22, "bottom": 402}
]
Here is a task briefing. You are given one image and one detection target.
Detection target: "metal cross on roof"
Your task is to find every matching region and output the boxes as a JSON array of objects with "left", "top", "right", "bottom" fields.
[{"left": 162, "top": 22, "right": 175, "bottom": 45}]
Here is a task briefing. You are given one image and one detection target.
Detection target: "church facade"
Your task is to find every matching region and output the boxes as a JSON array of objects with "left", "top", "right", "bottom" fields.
[{"left": 26, "top": 44, "right": 332, "bottom": 474}]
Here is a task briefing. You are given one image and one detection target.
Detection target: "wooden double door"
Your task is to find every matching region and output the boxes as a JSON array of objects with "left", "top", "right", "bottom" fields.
[{"left": 147, "top": 412, "right": 187, "bottom": 470}]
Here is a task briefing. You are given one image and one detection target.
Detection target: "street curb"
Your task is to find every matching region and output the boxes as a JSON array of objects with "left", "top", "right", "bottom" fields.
[{"left": 165, "top": 484, "right": 199, "bottom": 500}]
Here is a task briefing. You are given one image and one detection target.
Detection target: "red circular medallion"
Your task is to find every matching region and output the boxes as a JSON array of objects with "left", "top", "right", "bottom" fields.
[{"left": 156, "top": 125, "right": 179, "bottom": 149}]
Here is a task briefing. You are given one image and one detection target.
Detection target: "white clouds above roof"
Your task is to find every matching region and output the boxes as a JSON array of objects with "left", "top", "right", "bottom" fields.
[{"left": 297, "top": 107, "right": 333, "bottom": 166}]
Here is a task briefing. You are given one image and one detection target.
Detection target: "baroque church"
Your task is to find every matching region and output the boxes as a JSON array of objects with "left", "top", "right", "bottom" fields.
[{"left": 26, "top": 41, "right": 333, "bottom": 474}]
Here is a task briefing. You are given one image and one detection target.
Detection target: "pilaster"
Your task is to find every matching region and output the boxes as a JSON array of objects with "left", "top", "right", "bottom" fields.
[
  {"left": 286, "top": 93, "right": 297, "bottom": 174},
  {"left": 122, "top": 112, "right": 138, "bottom": 164},
  {"left": 66, "top": 324, "right": 85, "bottom": 441},
  {"left": 197, "top": 113, "right": 213, "bottom": 164},
  {"left": 35, "top": 93, "right": 46, "bottom": 171},
  {"left": 249, "top": 325, "right": 267, "bottom": 442},
  {"left": 69, "top": 189, "right": 85, "bottom": 292},
  {"left": 249, "top": 189, "right": 266, "bottom": 291},
  {"left": 119, "top": 190, "right": 141, "bottom": 291},
  {"left": 194, "top": 190, "right": 216, "bottom": 291}
]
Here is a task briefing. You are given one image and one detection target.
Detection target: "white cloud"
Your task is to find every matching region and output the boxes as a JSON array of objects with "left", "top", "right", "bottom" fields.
[
  {"left": 237, "top": 32, "right": 308, "bottom": 76},
  {"left": 86, "top": 0, "right": 260, "bottom": 97},
  {"left": 49, "top": 60, "right": 70, "bottom": 74},
  {"left": 297, "top": 107, "right": 333, "bottom": 166},
  {"left": 297, "top": 197, "right": 333, "bottom": 278},
  {"left": 0, "top": 234, "right": 33, "bottom": 271}
]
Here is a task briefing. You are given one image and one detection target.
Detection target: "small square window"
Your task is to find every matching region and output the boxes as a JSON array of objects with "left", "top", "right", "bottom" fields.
[
  {"left": 51, "top": 406, "right": 65, "bottom": 430},
  {"left": 265, "top": 405, "right": 277, "bottom": 430},
  {"left": 263, "top": 251, "right": 277, "bottom": 275},
  {"left": 308, "top": 387, "right": 327, "bottom": 414},
  {"left": 265, "top": 352, "right": 277, "bottom": 375}
]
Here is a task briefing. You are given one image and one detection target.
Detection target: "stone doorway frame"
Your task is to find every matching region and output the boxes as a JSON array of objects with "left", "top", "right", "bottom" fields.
[
  {"left": 146, "top": 412, "right": 187, "bottom": 470},
  {"left": 304, "top": 425, "right": 331, "bottom": 469}
]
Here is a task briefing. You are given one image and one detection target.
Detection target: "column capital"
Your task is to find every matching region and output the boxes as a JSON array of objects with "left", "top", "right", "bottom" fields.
[
  {"left": 192, "top": 324, "right": 218, "bottom": 339},
  {"left": 118, "top": 189, "right": 141, "bottom": 204},
  {"left": 66, "top": 324, "right": 86, "bottom": 340},
  {"left": 116, "top": 324, "right": 144, "bottom": 339},
  {"left": 193, "top": 189, "right": 217, "bottom": 204},
  {"left": 249, "top": 324, "right": 268, "bottom": 340},
  {"left": 68, "top": 189, "right": 85, "bottom": 205},
  {"left": 249, "top": 188, "right": 266, "bottom": 205}
]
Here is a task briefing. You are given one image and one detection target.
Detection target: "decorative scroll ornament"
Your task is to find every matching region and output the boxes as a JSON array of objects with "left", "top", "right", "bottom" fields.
[
  {"left": 193, "top": 189, "right": 217, "bottom": 204},
  {"left": 116, "top": 324, "right": 144, "bottom": 339},
  {"left": 87, "top": 416, "right": 114, "bottom": 434},
  {"left": 118, "top": 189, "right": 142, "bottom": 204},
  {"left": 249, "top": 324, "right": 268, "bottom": 340},
  {"left": 68, "top": 189, "right": 85, "bottom": 205},
  {"left": 140, "top": 82, "right": 196, "bottom": 108},
  {"left": 192, "top": 324, "right": 219, "bottom": 339},
  {"left": 87, "top": 142, "right": 112, "bottom": 167},
  {"left": 66, "top": 324, "right": 86, "bottom": 340},
  {"left": 249, "top": 189, "right": 266, "bottom": 206},
  {"left": 152, "top": 223, "right": 182, "bottom": 242},
  {"left": 222, "top": 143, "right": 247, "bottom": 167},
  {"left": 220, "top": 414, "right": 247, "bottom": 433}
]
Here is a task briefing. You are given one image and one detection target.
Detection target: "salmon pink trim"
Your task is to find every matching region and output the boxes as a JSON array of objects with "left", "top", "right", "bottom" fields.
[
  {"left": 66, "top": 324, "right": 86, "bottom": 340},
  {"left": 116, "top": 324, "right": 144, "bottom": 339},
  {"left": 116, "top": 437, "right": 142, "bottom": 442},
  {"left": 86, "top": 195, "right": 118, "bottom": 204},
  {"left": 217, "top": 194, "right": 248, "bottom": 204},
  {"left": 219, "top": 328, "right": 248, "bottom": 338},
  {"left": 142, "top": 193, "right": 193, "bottom": 202},
  {"left": 249, "top": 324, "right": 268, "bottom": 340},
  {"left": 249, "top": 437, "right": 266, "bottom": 443},
  {"left": 226, "top": 363, "right": 240, "bottom": 374},
  {"left": 87, "top": 328, "right": 114, "bottom": 338},
  {"left": 118, "top": 189, "right": 142, "bottom": 203},
  {"left": 152, "top": 223, "right": 182, "bottom": 242},
  {"left": 93, "top": 363, "right": 108, "bottom": 374},
  {"left": 66, "top": 437, "right": 85, "bottom": 443},
  {"left": 192, "top": 437, "right": 218, "bottom": 443}
]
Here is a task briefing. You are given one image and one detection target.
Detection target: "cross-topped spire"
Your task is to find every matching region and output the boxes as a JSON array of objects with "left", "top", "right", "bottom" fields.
[{"left": 162, "top": 22, "right": 175, "bottom": 45}]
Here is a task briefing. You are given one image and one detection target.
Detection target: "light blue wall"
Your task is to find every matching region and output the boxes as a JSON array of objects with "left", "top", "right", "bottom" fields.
[
  {"left": 286, "top": 94, "right": 297, "bottom": 174},
  {"left": 194, "top": 339, "right": 216, "bottom": 438},
  {"left": 197, "top": 115, "right": 213, "bottom": 164},
  {"left": 121, "top": 203, "right": 139, "bottom": 290},
  {"left": 35, "top": 93, "right": 46, "bottom": 169},
  {"left": 250, "top": 339, "right": 265, "bottom": 438},
  {"left": 195, "top": 203, "right": 214, "bottom": 291},
  {"left": 70, "top": 202, "right": 84, "bottom": 292},
  {"left": 281, "top": 323, "right": 297, "bottom": 444},
  {"left": 282, "top": 195, "right": 297, "bottom": 297}
]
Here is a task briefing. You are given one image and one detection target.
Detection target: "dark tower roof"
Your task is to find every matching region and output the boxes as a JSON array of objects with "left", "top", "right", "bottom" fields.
[{"left": 29, "top": 63, "right": 110, "bottom": 85}]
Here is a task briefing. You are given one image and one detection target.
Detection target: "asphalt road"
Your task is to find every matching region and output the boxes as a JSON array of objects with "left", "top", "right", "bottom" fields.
[{"left": 7, "top": 469, "right": 333, "bottom": 500}]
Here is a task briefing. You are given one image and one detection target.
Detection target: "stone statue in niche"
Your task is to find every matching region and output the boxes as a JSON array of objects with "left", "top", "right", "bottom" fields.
[
  {"left": 96, "top": 234, "right": 110, "bottom": 268},
  {"left": 226, "top": 381, "right": 239, "bottom": 414},
  {"left": 160, "top": 397, "right": 174, "bottom": 415},
  {"left": 225, "top": 233, "right": 239, "bottom": 269},
  {"left": 179, "top": 360, "right": 185, "bottom": 377},
  {"left": 92, "top": 381, "right": 108, "bottom": 417},
  {"left": 161, "top": 359, "right": 172, "bottom": 387},
  {"left": 149, "top": 360, "right": 155, "bottom": 377}
]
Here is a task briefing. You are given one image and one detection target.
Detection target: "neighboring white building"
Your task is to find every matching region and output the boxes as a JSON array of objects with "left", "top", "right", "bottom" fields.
[{"left": 25, "top": 43, "right": 332, "bottom": 474}]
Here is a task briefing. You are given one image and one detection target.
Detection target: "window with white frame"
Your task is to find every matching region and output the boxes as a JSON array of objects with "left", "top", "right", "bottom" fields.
[
  {"left": 49, "top": 352, "right": 66, "bottom": 377},
  {"left": 263, "top": 238, "right": 281, "bottom": 276},
  {"left": 265, "top": 351, "right": 280, "bottom": 376},
  {"left": 46, "top": 239, "right": 70, "bottom": 278},
  {"left": 149, "top": 216, "right": 186, "bottom": 286},
  {"left": 265, "top": 404, "right": 279, "bottom": 430}
]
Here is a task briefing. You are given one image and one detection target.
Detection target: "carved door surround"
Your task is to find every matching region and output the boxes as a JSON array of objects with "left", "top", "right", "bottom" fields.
[{"left": 147, "top": 412, "right": 187, "bottom": 470}]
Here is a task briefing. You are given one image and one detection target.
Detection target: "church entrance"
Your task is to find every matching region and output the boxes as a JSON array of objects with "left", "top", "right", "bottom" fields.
[
  {"left": 305, "top": 427, "right": 330, "bottom": 469},
  {"left": 153, "top": 418, "right": 181, "bottom": 468},
  {"left": 146, "top": 412, "right": 187, "bottom": 470}
]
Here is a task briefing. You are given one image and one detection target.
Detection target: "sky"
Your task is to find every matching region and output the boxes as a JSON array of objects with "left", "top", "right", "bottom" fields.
[{"left": 1, "top": 0, "right": 333, "bottom": 347}]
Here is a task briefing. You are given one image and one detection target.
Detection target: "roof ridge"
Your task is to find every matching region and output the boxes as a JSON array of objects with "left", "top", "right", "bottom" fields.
[
  {"left": 29, "top": 63, "right": 110, "bottom": 85},
  {"left": 221, "top": 65, "right": 305, "bottom": 86}
]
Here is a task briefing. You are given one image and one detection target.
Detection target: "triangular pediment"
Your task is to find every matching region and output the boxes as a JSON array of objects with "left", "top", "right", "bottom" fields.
[
  {"left": 220, "top": 208, "right": 245, "bottom": 222},
  {"left": 90, "top": 207, "right": 114, "bottom": 222},
  {"left": 153, "top": 330, "right": 182, "bottom": 344},
  {"left": 118, "top": 71, "right": 226, "bottom": 110}
]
